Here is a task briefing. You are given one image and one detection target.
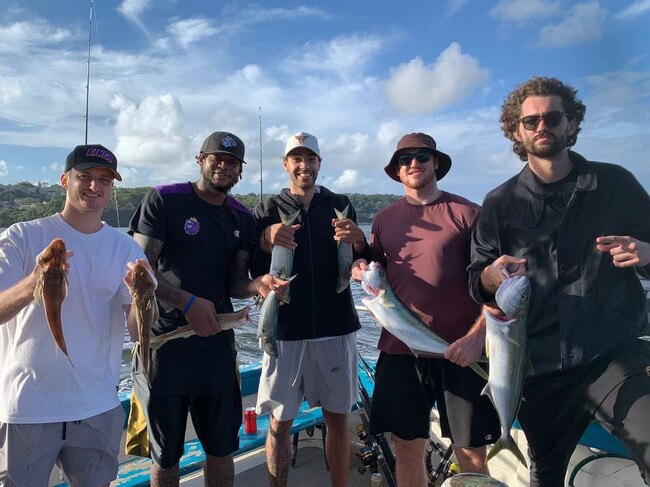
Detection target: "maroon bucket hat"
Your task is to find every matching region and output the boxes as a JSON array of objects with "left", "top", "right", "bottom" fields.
[{"left": 384, "top": 133, "right": 452, "bottom": 182}]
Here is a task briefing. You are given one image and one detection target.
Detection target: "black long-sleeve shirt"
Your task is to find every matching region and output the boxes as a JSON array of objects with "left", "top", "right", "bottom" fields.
[{"left": 468, "top": 151, "right": 650, "bottom": 376}]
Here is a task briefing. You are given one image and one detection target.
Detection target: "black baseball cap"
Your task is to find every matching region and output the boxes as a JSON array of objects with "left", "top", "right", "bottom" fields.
[
  {"left": 65, "top": 144, "right": 122, "bottom": 181},
  {"left": 200, "top": 131, "right": 246, "bottom": 164}
]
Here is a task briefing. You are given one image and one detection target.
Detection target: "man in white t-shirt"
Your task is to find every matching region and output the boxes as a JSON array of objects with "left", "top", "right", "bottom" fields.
[{"left": 0, "top": 144, "right": 147, "bottom": 487}]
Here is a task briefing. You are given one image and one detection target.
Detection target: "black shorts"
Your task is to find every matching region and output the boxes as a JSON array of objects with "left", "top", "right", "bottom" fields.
[
  {"left": 369, "top": 352, "right": 499, "bottom": 448},
  {"left": 133, "top": 335, "right": 242, "bottom": 468}
]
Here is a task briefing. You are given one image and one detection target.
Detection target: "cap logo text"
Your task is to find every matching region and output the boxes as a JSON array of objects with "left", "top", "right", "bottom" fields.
[{"left": 85, "top": 148, "right": 114, "bottom": 163}]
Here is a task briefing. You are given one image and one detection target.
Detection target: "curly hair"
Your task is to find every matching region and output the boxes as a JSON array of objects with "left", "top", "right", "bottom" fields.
[{"left": 500, "top": 76, "right": 586, "bottom": 161}]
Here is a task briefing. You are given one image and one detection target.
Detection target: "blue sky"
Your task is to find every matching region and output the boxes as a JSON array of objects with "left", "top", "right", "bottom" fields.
[{"left": 0, "top": 0, "right": 649, "bottom": 203}]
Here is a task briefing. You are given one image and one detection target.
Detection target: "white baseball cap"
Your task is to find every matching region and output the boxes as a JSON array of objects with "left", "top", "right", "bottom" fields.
[{"left": 284, "top": 132, "right": 320, "bottom": 158}]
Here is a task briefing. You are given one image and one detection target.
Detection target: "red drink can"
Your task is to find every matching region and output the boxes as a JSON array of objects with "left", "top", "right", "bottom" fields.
[{"left": 244, "top": 407, "right": 257, "bottom": 434}]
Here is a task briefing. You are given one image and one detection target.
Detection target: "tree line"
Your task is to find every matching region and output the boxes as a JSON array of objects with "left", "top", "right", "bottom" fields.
[{"left": 0, "top": 183, "right": 401, "bottom": 228}]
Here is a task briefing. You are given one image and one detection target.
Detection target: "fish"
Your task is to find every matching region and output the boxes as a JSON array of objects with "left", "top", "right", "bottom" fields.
[
  {"left": 361, "top": 262, "right": 489, "bottom": 380},
  {"left": 269, "top": 208, "right": 301, "bottom": 303},
  {"left": 335, "top": 205, "right": 353, "bottom": 293},
  {"left": 482, "top": 275, "right": 531, "bottom": 467},
  {"left": 149, "top": 306, "right": 252, "bottom": 351},
  {"left": 129, "top": 262, "right": 158, "bottom": 379},
  {"left": 257, "top": 290, "right": 280, "bottom": 358},
  {"left": 33, "top": 237, "right": 71, "bottom": 365}
]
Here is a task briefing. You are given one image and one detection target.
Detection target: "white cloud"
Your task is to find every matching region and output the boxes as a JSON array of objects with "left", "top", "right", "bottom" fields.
[
  {"left": 0, "top": 19, "right": 72, "bottom": 52},
  {"left": 167, "top": 18, "right": 219, "bottom": 49},
  {"left": 615, "top": 0, "right": 650, "bottom": 19},
  {"left": 118, "top": 0, "right": 150, "bottom": 21},
  {"left": 110, "top": 94, "right": 193, "bottom": 183},
  {"left": 384, "top": 43, "right": 489, "bottom": 115},
  {"left": 538, "top": 2, "right": 607, "bottom": 48},
  {"left": 282, "top": 34, "right": 385, "bottom": 80},
  {"left": 0, "top": 160, "right": 7, "bottom": 177},
  {"left": 333, "top": 169, "right": 360, "bottom": 190},
  {"left": 490, "top": 0, "right": 561, "bottom": 23}
]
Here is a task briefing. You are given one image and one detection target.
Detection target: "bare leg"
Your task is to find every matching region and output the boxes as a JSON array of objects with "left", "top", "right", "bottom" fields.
[
  {"left": 266, "top": 416, "right": 294, "bottom": 487},
  {"left": 204, "top": 453, "right": 234, "bottom": 487},
  {"left": 452, "top": 445, "right": 489, "bottom": 474},
  {"left": 151, "top": 462, "right": 180, "bottom": 487},
  {"left": 322, "top": 410, "right": 350, "bottom": 487},
  {"left": 393, "top": 436, "right": 427, "bottom": 487}
]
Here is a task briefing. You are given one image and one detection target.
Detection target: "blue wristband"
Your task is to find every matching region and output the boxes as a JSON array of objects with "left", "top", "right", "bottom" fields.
[{"left": 182, "top": 295, "right": 197, "bottom": 314}]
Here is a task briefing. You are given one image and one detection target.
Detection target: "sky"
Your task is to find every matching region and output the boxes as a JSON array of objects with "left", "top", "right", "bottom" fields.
[{"left": 0, "top": 0, "right": 649, "bottom": 203}]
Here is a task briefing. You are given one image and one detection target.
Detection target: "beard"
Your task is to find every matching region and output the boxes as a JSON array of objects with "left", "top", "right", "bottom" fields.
[
  {"left": 203, "top": 176, "right": 237, "bottom": 195},
  {"left": 524, "top": 132, "right": 568, "bottom": 158}
]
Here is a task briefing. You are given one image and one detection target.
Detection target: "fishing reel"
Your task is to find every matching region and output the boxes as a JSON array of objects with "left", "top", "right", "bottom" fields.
[{"left": 356, "top": 444, "right": 379, "bottom": 474}]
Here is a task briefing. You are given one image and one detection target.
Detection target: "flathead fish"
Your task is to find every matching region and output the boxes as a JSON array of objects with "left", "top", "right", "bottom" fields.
[
  {"left": 482, "top": 275, "right": 531, "bottom": 467},
  {"left": 269, "top": 208, "right": 300, "bottom": 303},
  {"left": 361, "top": 262, "right": 488, "bottom": 380},
  {"left": 149, "top": 307, "right": 252, "bottom": 351},
  {"left": 130, "top": 262, "right": 158, "bottom": 379},
  {"left": 335, "top": 205, "right": 353, "bottom": 293},
  {"left": 257, "top": 290, "right": 280, "bottom": 358},
  {"left": 34, "top": 237, "right": 71, "bottom": 364}
]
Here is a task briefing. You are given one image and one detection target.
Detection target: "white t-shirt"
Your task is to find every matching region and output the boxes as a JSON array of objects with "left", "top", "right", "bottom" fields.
[{"left": 0, "top": 214, "right": 144, "bottom": 423}]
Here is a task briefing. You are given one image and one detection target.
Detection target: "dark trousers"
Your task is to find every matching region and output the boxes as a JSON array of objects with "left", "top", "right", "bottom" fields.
[{"left": 518, "top": 339, "right": 650, "bottom": 487}]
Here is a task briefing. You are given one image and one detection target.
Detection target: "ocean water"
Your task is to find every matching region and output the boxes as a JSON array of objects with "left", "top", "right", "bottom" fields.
[
  {"left": 118, "top": 279, "right": 381, "bottom": 393},
  {"left": 117, "top": 224, "right": 380, "bottom": 392}
]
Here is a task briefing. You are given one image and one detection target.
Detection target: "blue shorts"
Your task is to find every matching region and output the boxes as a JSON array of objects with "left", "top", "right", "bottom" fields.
[{"left": 133, "top": 335, "right": 242, "bottom": 468}]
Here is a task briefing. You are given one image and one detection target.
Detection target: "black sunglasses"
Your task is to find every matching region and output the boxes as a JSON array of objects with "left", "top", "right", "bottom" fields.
[
  {"left": 519, "top": 111, "right": 566, "bottom": 131},
  {"left": 397, "top": 150, "right": 432, "bottom": 166}
]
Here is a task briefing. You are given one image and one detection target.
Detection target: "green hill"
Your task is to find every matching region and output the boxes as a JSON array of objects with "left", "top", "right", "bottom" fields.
[{"left": 0, "top": 182, "right": 400, "bottom": 228}]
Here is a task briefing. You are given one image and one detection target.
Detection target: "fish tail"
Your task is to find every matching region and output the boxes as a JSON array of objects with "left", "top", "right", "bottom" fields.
[
  {"left": 336, "top": 270, "right": 351, "bottom": 293},
  {"left": 486, "top": 434, "right": 528, "bottom": 467},
  {"left": 279, "top": 208, "right": 302, "bottom": 226},
  {"left": 334, "top": 205, "right": 349, "bottom": 220},
  {"left": 43, "top": 287, "right": 70, "bottom": 362},
  {"left": 470, "top": 362, "right": 489, "bottom": 381}
]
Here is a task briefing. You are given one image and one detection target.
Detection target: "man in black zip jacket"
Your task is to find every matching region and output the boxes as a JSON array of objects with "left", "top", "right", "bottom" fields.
[{"left": 251, "top": 132, "right": 369, "bottom": 487}]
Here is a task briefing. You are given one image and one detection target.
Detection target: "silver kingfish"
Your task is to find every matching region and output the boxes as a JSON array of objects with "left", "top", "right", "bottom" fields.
[
  {"left": 482, "top": 274, "right": 531, "bottom": 467},
  {"left": 269, "top": 208, "right": 301, "bottom": 303},
  {"left": 335, "top": 205, "right": 353, "bottom": 293},
  {"left": 361, "top": 261, "right": 489, "bottom": 380},
  {"left": 257, "top": 290, "right": 280, "bottom": 358}
]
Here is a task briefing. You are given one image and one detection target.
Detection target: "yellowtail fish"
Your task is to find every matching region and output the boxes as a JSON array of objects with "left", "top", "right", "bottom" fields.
[
  {"left": 33, "top": 237, "right": 71, "bottom": 365},
  {"left": 335, "top": 205, "right": 353, "bottom": 293},
  {"left": 361, "top": 261, "right": 489, "bottom": 380},
  {"left": 482, "top": 275, "right": 531, "bottom": 467},
  {"left": 269, "top": 208, "right": 301, "bottom": 303},
  {"left": 130, "top": 261, "right": 158, "bottom": 379},
  {"left": 257, "top": 291, "right": 280, "bottom": 358},
  {"left": 149, "top": 306, "right": 252, "bottom": 351}
]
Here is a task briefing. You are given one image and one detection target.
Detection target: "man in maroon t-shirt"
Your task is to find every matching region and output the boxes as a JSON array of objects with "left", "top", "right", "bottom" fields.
[{"left": 352, "top": 133, "right": 499, "bottom": 486}]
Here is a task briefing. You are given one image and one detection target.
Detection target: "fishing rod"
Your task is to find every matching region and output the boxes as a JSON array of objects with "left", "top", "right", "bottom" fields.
[{"left": 84, "top": 0, "right": 93, "bottom": 144}]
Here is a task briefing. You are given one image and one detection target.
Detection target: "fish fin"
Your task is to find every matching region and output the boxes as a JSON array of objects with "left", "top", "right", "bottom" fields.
[
  {"left": 279, "top": 208, "right": 302, "bottom": 226},
  {"left": 334, "top": 205, "right": 349, "bottom": 220},
  {"left": 63, "top": 274, "right": 69, "bottom": 300},
  {"left": 469, "top": 362, "right": 489, "bottom": 381},
  {"left": 485, "top": 336, "right": 490, "bottom": 358},
  {"left": 486, "top": 435, "right": 528, "bottom": 467},
  {"left": 33, "top": 278, "right": 43, "bottom": 304},
  {"left": 481, "top": 382, "right": 491, "bottom": 399}
]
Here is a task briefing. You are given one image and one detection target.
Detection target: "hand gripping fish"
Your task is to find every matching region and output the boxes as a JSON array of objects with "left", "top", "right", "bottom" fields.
[
  {"left": 130, "top": 261, "right": 158, "bottom": 380},
  {"left": 361, "top": 262, "right": 488, "bottom": 380},
  {"left": 482, "top": 275, "right": 531, "bottom": 467},
  {"left": 149, "top": 307, "right": 252, "bottom": 351},
  {"left": 269, "top": 208, "right": 301, "bottom": 303},
  {"left": 335, "top": 205, "right": 353, "bottom": 293},
  {"left": 33, "top": 237, "right": 72, "bottom": 365}
]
